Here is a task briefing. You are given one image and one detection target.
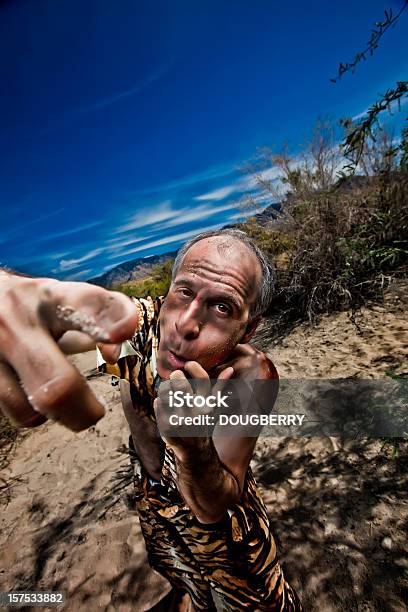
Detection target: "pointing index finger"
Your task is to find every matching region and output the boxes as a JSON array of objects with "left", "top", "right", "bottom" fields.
[{"left": 39, "top": 281, "right": 140, "bottom": 344}]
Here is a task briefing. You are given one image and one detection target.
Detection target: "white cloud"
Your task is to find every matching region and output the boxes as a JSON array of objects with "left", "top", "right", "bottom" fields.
[
  {"left": 79, "top": 62, "right": 173, "bottom": 114},
  {"left": 352, "top": 109, "right": 369, "bottom": 122},
  {"left": 63, "top": 268, "right": 93, "bottom": 280},
  {"left": 130, "top": 163, "right": 238, "bottom": 196},
  {"left": 240, "top": 166, "right": 282, "bottom": 191},
  {"left": 5, "top": 249, "right": 71, "bottom": 268},
  {"left": 106, "top": 234, "right": 152, "bottom": 248},
  {"left": 352, "top": 96, "right": 408, "bottom": 122},
  {"left": 2, "top": 207, "right": 66, "bottom": 242},
  {"left": 113, "top": 200, "right": 239, "bottom": 237},
  {"left": 35, "top": 221, "right": 103, "bottom": 243},
  {"left": 59, "top": 248, "right": 105, "bottom": 271},
  {"left": 35, "top": 63, "right": 174, "bottom": 138},
  {"left": 115, "top": 200, "right": 173, "bottom": 233},
  {"left": 157, "top": 202, "right": 237, "bottom": 230},
  {"left": 48, "top": 251, "right": 71, "bottom": 260},
  {"left": 108, "top": 222, "right": 224, "bottom": 260},
  {"left": 194, "top": 184, "right": 237, "bottom": 201}
]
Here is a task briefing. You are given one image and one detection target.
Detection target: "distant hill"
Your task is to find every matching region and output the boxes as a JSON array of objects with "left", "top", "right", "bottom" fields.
[
  {"left": 88, "top": 251, "right": 177, "bottom": 288},
  {"left": 88, "top": 202, "right": 281, "bottom": 288}
]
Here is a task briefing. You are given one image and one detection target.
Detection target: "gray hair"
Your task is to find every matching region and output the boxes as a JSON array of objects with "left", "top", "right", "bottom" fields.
[{"left": 172, "top": 228, "right": 275, "bottom": 318}]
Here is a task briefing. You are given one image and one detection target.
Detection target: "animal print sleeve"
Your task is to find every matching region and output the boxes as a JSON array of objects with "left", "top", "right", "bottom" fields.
[{"left": 97, "top": 296, "right": 163, "bottom": 385}]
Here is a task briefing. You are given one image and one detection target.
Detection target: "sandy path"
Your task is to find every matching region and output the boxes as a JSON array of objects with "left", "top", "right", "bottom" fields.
[
  {"left": 252, "top": 282, "right": 408, "bottom": 611},
  {"left": 0, "top": 353, "right": 170, "bottom": 611},
  {"left": 1, "top": 283, "right": 407, "bottom": 611}
]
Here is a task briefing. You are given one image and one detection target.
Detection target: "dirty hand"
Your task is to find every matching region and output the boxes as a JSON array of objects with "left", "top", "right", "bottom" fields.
[
  {"left": 0, "top": 271, "right": 139, "bottom": 431},
  {"left": 153, "top": 361, "right": 234, "bottom": 453}
]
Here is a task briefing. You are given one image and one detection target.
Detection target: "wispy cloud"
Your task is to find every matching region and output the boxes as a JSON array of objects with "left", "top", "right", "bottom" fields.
[
  {"left": 240, "top": 166, "right": 282, "bottom": 191},
  {"left": 106, "top": 234, "right": 153, "bottom": 249},
  {"left": 194, "top": 184, "right": 237, "bottom": 201},
  {"left": 35, "top": 63, "right": 173, "bottom": 137},
  {"left": 130, "top": 163, "right": 239, "bottom": 197},
  {"left": 115, "top": 200, "right": 173, "bottom": 233},
  {"left": 115, "top": 200, "right": 174, "bottom": 234},
  {"left": 58, "top": 247, "right": 105, "bottom": 272},
  {"left": 3, "top": 249, "right": 71, "bottom": 268},
  {"left": 63, "top": 268, "right": 93, "bottom": 281},
  {"left": 78, "top": 62, "right": 173, "bottom": 114},
  {"left": 108, "top": 223, "right": 224, "bottom": 260},
  {"left": 34, "top": 221, "right": 104, "bottom": 244},
  {"left": 157, "top": 202, "right": 237, "bottom": 230},
  {"left": 352, "top": 96, "right": 408, "bottom": 122},
  {"left": 114, "top": 200, "right": 239, "bottom": 238},
  {"left": 2, "top": 207, "right": 66, "bottom": 241},
  {"left": 48, "top": 251, "right": 71, "bottom": 260}
]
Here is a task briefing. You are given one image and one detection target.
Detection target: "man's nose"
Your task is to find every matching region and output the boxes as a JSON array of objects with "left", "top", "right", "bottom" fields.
[{"left": 175, "top": 301, "right": 203, "bottom": 340}]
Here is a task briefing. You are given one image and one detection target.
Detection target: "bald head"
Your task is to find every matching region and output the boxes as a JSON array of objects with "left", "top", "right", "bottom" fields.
[
  {"left": 172, "top": 228, "right": 275, "bottom": 318},
  {"left": 179, "top": 236, "right": 262, "bottom": 317}
]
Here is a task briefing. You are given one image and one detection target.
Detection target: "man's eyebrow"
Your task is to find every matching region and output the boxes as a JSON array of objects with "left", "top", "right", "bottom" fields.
[{"left": 173, "top": 277, "right": 195, "bottom": 287}]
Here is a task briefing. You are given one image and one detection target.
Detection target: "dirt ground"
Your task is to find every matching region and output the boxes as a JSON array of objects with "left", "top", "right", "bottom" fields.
[{"left": 0, "top": 283, "right": 407, "bottom": 611}]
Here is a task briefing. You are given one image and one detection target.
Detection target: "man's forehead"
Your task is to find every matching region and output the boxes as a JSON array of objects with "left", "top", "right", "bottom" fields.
[
  {"left": 182, "top": 236, "right": 258, "bottom": 265},
  {"left": 175, "top": 237, "right": 262, "bottom": 297}
]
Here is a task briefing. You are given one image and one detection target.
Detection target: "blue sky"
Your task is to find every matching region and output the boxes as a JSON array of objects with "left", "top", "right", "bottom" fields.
[{"left": 1, "top": 0, "right": 407, "bottom": 280}]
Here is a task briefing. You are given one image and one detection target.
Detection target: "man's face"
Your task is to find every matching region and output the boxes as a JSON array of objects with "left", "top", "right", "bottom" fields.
[{"left": 156, "top": 236, "right": 262, "bottom": 379}]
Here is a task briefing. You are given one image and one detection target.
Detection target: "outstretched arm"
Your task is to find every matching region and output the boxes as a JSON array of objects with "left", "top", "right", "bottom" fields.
[{"left": 0, "top": 270, "right": 139, "bottom": 431}]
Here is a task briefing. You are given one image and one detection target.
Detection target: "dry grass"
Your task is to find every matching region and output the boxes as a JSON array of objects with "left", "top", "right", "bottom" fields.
[{"left": 245, "top": 172, "right": 408, "bottom": 344}]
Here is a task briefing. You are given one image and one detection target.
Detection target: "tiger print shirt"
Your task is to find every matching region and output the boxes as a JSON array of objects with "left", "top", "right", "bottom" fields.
[{"left": 100, "top": 296, "right": 303, "bottom": 611}]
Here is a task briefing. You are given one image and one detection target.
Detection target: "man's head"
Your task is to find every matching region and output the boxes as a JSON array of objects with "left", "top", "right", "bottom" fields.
[{"left": 156, "top": 229, "right": 275, "bottom": 378}]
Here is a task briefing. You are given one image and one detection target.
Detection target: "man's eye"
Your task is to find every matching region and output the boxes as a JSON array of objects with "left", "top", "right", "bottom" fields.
[
  {"left": 178, "top": 288, "right": 193, "bottom": 298},
  {"left": 214, "top": 303, "right": 231, "bottom": 315}
]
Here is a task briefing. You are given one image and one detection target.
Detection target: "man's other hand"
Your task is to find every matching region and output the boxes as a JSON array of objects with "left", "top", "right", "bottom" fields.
[
  {"left": 153, "top": 361, "right": 234, "bottom": 455},
  {"left": 0, "top": 272, "right": 139, "bottom": 431},
  {"left": 212, "top": 344, "right": 278, "bottom": 381}
]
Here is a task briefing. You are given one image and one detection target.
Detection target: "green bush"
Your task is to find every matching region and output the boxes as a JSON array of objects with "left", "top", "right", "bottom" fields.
[
  {"left": 236, "top": 217, "right": 295, "bottom": 259},
  {"left": 116, "top": 259, "right": 173, "bottom": 299}
]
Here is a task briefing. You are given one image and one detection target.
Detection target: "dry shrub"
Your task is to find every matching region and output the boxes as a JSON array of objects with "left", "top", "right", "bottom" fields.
[{"left": 248, "top": 172, "right": 408, "bottom": 342}]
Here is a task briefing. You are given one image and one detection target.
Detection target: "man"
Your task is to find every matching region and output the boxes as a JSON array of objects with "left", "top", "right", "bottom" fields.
[{"left": 0, "top": 229, "right": 302, "bottom": 611}]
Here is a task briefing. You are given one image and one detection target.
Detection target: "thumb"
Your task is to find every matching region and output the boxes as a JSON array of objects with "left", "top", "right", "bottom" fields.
[
  {"left": 212, "top": 366, "right": 234, "bottom": 400},
  {"left": 217, "top": 366, "right": 234, "bottom": 381}
]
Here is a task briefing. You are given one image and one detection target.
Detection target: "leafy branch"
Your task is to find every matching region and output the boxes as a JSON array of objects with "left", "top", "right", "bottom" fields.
[
  {"left": 331, "top": 2, "right": 408, "bottom": 83},
  {"left": 339, "top": 80, "right": 408, "bottom": 176}
]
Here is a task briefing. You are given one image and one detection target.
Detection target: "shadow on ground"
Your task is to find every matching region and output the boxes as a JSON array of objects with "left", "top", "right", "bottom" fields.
[{"left": 252, "top": 437, "right": 408, "bottom": 611}]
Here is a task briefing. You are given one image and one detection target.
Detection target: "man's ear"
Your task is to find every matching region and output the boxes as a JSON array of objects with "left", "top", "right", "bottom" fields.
[{"left": 241, "top": 316, "right": 262, "bottom": 344}]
